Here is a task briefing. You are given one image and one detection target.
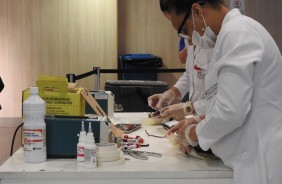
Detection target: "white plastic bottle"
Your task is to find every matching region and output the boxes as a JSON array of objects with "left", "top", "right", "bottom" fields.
[
  {"left": 84, "top": 123, "right": 97, "bottom": 168},
  {"left": 77, "top": 121, "right": 86, "bottom": 167},
  {"left": 23, "top": 86, "right": 46, "bottom": 163}
]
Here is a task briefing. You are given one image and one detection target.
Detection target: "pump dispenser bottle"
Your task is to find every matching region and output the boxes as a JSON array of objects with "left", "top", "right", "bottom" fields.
[{"left": 84, "top": 122, "right": 97, "bottom": 168}]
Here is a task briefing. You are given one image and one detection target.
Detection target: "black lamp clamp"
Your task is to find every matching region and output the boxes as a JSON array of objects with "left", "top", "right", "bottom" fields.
[{"left": 66, "top": 67, "right": 100, "bottom": 91}]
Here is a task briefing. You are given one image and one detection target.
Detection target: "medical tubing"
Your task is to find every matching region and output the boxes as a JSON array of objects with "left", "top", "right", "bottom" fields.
[{"left": 10, "top": 122, "right": 24, "bottom": 156}]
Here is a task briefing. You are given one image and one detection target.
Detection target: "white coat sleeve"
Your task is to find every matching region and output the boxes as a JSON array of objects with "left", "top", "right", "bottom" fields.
[
  {"left": 173, "top": 67, "right": 190, "bottom": 99},
  {"left": 174, "top": 45, "right": 194, "bottom": 99},
  {"left": 196, "top": 21, "right": 264, "bottom": 151}
]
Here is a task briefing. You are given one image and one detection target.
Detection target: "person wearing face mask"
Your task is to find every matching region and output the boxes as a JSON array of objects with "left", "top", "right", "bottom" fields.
[
  {"left": 163, "top": 0, "right": 282, "bottom": 184},
  {"left": 148, "top": 1, "right": 213, "bottom": 121}
]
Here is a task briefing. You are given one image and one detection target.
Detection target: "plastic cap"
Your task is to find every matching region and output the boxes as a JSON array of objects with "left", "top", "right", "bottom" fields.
[
  {"left": 81, "top": 121, "right": 86, "bottom": 132},
  {"left": 30, "top": 86, "right": 39, "bottom": 94},
  {"left": 86, "top": 123, "right": 95, "bottom": 143},
  {"left": 23, "top": 87, "right": 45, "bottom": 112},
  {"left": 87, "top": 123, "right": 94, "bottom": 140},
  {"left": 88, "top": 122, "right": 92, "bottom": 134}
]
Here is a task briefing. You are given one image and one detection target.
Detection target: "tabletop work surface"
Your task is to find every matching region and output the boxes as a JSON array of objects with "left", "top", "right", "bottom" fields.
[{"left": 0, "top": 112, "right": 233, "bottom": 180}]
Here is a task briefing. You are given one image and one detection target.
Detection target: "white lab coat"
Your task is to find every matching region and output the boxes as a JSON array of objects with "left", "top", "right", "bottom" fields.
[
  {"left": 174, "top": 45, "right": 213, "bottom": 115},
  {"left": 196, "top": 9, "right": 282, "bottom": 184}
]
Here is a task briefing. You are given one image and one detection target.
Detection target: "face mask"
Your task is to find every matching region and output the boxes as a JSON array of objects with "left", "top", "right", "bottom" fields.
[
  {"left": 191, "top": 10, "right": 217, "bottom": 49},
  {"left": 179, "top": 33, "right": 191, "bottom": 41}
]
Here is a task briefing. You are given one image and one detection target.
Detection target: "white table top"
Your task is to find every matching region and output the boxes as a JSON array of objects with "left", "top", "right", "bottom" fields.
[{"left": 0, "top": 113, "right": 233, "bottom": 183}]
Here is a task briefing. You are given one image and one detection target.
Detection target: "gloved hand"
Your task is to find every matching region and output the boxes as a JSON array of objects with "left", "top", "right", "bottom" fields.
[
  {"left": 159, "top": 103, "right": 186, "bottom": 121},
  {"left": 148, "top": 90, "right": 176, "bottom": 110},
  {"left": 166, "top": 117, "right": 198, "bottom": 154}
]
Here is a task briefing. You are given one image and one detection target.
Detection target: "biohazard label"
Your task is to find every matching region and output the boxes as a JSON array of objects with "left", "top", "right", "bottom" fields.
[{"left": 24, "top": 129, "right": 46, "bottom": 152}]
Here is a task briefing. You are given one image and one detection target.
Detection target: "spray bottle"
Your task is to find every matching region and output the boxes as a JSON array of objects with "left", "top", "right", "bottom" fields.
[
  {"left": 84, "top": 122, "right": 97, "bottom": 168},
  {"left": 77, "top": 121, "right": 86, "bottom": 167}
]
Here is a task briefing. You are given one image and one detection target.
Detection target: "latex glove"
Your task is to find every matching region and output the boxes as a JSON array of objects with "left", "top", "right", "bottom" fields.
[
  {"left": 166, "top": 117, "right": 198, "bottom": 154},
  {"left": 159, "top": 103, "right": 186, "bottom": 121},
  {"left": 184, "top": 124, "right": 198, "bottom": 147},
  {"left": 148, "top": 90, "right": 176, "bottom": 110}
]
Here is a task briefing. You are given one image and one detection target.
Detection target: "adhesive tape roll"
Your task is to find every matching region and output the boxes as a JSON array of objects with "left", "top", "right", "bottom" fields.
[
  {"left": 97, "top": 148, "right": 121, "bottom": 158},
  {"left": 96, "top": 143, "right": 117, "bottom": 152},
  {"left": 97, "top": 154, "right": 120, "bottom": 162},
  {"left": 97, "top": 156, "right": 125, "bottom": 167}
]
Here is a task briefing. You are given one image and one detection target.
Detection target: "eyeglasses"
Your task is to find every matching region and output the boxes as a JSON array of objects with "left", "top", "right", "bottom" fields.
[
  {"left": 177, "top": 11, "right": 190, "bottom": 39},
  {"left": 177, "top": 1, "right": 207, "bottom": 39}
]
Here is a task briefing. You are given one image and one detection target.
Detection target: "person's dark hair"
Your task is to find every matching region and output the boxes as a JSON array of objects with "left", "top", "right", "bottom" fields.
[{"left": 160, "top": 0, "right": 224, "bottom": 15}]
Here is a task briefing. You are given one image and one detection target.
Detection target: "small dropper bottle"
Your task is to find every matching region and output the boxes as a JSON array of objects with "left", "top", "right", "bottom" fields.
[
  {"left": 77, "top": 121, "right": 86, "bottom": 167},
  {"left": 84, "top": 122, "right": 97, "bottom": 168}
]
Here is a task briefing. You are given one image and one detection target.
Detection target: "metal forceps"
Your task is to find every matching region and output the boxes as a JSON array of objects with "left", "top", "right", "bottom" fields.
[{"left": 123, "top": 149, "right": 162, "bottom": 160}]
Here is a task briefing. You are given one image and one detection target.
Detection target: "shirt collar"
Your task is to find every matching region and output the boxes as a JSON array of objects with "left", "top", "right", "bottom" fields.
[{"left": 222, "top": 8, "right": 242, "bottom": 27}]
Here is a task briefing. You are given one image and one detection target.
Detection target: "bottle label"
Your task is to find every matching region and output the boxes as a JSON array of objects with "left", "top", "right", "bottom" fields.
[
  {"left": 77, "top": 146, "right": 85, "bottom": 162},
  {"left": 84, "top": 148, "right": 97, "bottom": 166},
  {"left": 24, "top": 129, "right": 46, "bottom": 152}
]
